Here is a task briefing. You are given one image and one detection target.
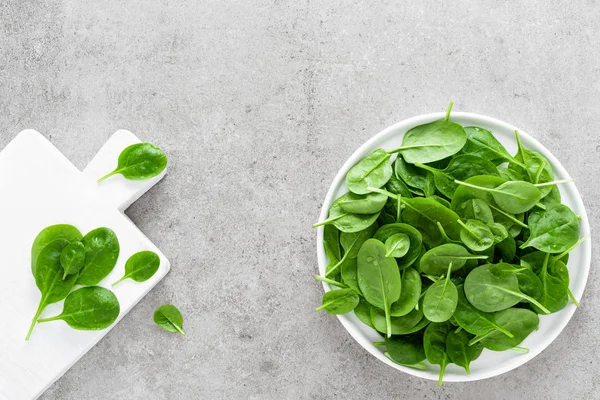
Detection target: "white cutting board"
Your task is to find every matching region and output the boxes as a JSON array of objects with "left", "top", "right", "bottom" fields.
[{"left": 0, "top": 130, "right": 171, "bottom": 400}]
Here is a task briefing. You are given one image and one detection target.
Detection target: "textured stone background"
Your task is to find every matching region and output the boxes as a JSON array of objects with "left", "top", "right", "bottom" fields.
[{"left": 1, "top": 1, "right": 599, "bottom": 399}]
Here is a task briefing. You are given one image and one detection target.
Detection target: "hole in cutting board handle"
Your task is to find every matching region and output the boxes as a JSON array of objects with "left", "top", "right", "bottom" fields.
[{"left": 82, "top": 130, "right": 167, "bottom": 211}]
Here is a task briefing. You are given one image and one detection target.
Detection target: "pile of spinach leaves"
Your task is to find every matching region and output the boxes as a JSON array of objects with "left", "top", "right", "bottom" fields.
[{"left": 313, "top": 103, "right": 586, "bottom": 385}]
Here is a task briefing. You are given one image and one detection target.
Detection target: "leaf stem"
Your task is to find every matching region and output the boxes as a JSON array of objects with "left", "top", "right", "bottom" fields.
[
  {"left": 367, "top": 186, "right": 398, "bottom": 199},
  {"left": 373, "top": 341, "right": 385, "bottom": 347},
  {"left": 97, "top": 169, "right": 120, "bottom": 183},
  {"left": 567, "top": 288, "right": 580, "bottom": 307},
  {"left": 445, "top": 101, "right": 454, "bottom": 122},
  {"left": 312, "top": 214, "right": 346, "bottom": 228},
  {"left": 111, "top": 275, "right": 128, "bottom": 287},
  {"left": 511, "top": 346, "right": 529, "bottom": 353},
  {"left": 487, "top": 204, "right": 528, "bottom": 228},
  {"left": 554, "top": 235, "right": 590, "bottom": 261},
  {"left": 454, "top": 180, "right": 499, "bottom": 194},
  {"left": 387, "top": 144, "right": 445, "bottom": 154},
  {"left": 37, "top": 315, "right": 63, "bottom": 323},
  {"left": 468, "top": 331, "right": 493, "bottom": 346},
  {"left": 534, "top": 178, "right": 575, "bottom": 188},
  {"left": 25, "top": 301, "right": 45, "bottom": 341},
  {"left": 313, "top": 275, "right": 347, "bottom": 288}
]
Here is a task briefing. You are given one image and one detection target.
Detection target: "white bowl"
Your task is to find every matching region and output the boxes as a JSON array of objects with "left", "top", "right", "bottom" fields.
[{"left": 316, "top": 112, "right": 592, "bottom": 382}]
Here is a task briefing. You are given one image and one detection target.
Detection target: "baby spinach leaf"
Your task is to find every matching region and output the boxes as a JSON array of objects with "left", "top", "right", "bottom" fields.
[
  {"left": 316, "top": 288, "right": 360, "bottom": 314},
  {"left": 455, "top": 179, "right": 542, "bottom": 214},
  {"left": 453, "top": 285, "right": 514, "bottom": 338},
  {"left": 26, "top": 239, "right": 78, "bottom": 340},
  {"left": 533, "top": 253, "right": 568, "bottom": 314},
  {"left": 487, "top": 222, "right": 509, "bottom": 244},
  {"left": 495, "top": 235, "right": 516, "bottom": 263},
  {"left": 370, "top": 305, "right": 423, "bottom": 335},
  {"left": 354, "top": 298, "right": 375, "bottom": 329},
  {"left": 464, "top": 263, "right": 550, "bottom": 313},
  {"left": 323, "top": 225, "right": 342, "bottom": 278},
  {"left": 337, "top": 191, "right": 388, "bottom": 215},
  {"left": 424, "top": 322, "right": 451, "bottom": 386},
  {"left": 479, "top": 308, "right": 539, "bottom": 351},
  {"left": 98, "top": 142, "right": 168, "bottom": 182},
  {"left": 419, "top": 243, "right": 488, "bottom": 276},
  {"left": 394, "top": 155, "right": 436, "bottom": 196},
  {"left": 357, "top": 239, "right": 401, "bottom": 337},
  {"left": 446, "top": 329, "right": 482, "bottom": 374},
  {"left": 460, "top": 126, "right": 515, "bottom": 165},
  {"left": 325, "top": 224, "right": 378, "bottom": 277},
  {"left": 451, "top": 175, "right": 505, "bottom": 211},
  {"left": 415, "top": 155, "right": 499, "bottom": 198},
  {"left": 112, "top": 250, "right": 161, "bottom": 287},
  {"left": 384, "top": 233, "right": 410, "bottom": 258},
  {"left": 390, "top": 267, "right": 422, "bottom": 317},
  {"left": 400, "top": 197, "right": 462, "bottom": 247},
  {"left": 77, "top": 228, "right": 120, "bottom": 286},
  {"left": 390, "top": 105, "right": 467, "bottom": 164},
  {"left": 345, "top": 149, "right": 392, "bottom": 195},
  {"left": 374, "top": 223, "right": 423, "bottom": 269},
  {"left": 455, "top": 198, "right": 494, "bottom": 225},
  {"left": 521, "top": 205, "right": 579, "bottom": 253},
  {"left": 384, "top": 332, "right": 426, "bottom": 366},
  {"left": 31, "top": 224, "right": 83, "bottom": 274},
  {"left": 154, "top": 304, "right": 186, "bottom": 335},
  {"left": 423, "top": 263, "right": 458, "bottom": 323},
  {"left": 60, "top": 241, "right": 86, "bottom": 279},
  {"left": 341, "top": 258, "right": 360, "bottom": 294},
  {"left": 458, "top": 220, "right": 494, "bottom": 252},
  {"left": 313, "top": 197, "right": 380, "bottom": 233},
  {"left": 37, "top": 286, "right": 120, "bottom": 330},
  {"left": 386, "top": 172, "right": 413, "bottom": 199}
]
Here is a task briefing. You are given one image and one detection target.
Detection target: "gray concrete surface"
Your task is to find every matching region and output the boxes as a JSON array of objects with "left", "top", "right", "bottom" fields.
[{"left": 1, "top": 1, "right": 599, "bottom": 399}]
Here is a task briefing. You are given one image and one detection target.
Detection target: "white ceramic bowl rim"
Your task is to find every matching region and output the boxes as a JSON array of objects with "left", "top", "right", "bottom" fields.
[{"left": 316, "top": 112, "right": 592, "bottom": 382}]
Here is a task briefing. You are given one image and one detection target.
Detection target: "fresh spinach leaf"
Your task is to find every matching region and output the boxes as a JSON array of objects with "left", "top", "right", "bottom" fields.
[
  {"left": 446, "top": 329, "right": 483, "bottom": 374},
  {"left": 479, "top": 308, "right": 539, "bottom": 351},
  {"left": 357, "top": 239, "right": 401, "bottom": 337},
  {"left": 385, "top": 233, "right": 410, "bottom": 258},
  {"left": 313, "top": 196, "right": 380, "bottom": 233},
  {"left": 338, "top": 191, "right": 388, "bottom": 214},
  {"left": 424, "top": 322, "right": 451, "bottom": 386},
  {"left": 370, "top": 305, "right": 423, "bottom": 335},
  {"left": 112, "top": 250, "right": 161, "bottom": 286},
  {"left": 77, "top": 228, "right": 120, "bottom": 286},
  {"left": 316, "top": 288, "right": 360, "bottom": 314},
  {"left": 415, "top": 155, "right": 499, "bottom": 198},
  {"left": 154, "top": 304, "right": 186, "bottom": 335},
  {"left": 26, "top": 239, "right": 78, "bottom": 340},
  {"left": 521, "top": 205, "right": 579, "bottom": 253},
  {"left": 419, "top": 243, "right": 488, "bottom": 276},
  {"left": 455, "top": 198, "right": 494, "bottom": 225},
  {"left": 455, "top": 179, "right": 542, "bottom": 214},
  {"left": 384, "top": 332, "right": 426, "bottom": 366},
  {"left": 464, "top": 263, "right": 550, "bottom": 313},
  {"left": 346, "top": 148, "right": 392, "bottom": 195},
  {"left": 394, "top": 155, "right": 436, "bottom": 196},
  {"left": 60, "top": 241, "right": 86, "bottom": 279},
  {"left": 98, "top": 142, "right": 167, "bottom": 182},
  {"left": 374, "top": 223, "right": 423, "bottom": 269},
  {"left": 453, "top": 284, "right": 514, "bottom": 338},
  {"left": 423, "top": 263, "right": 458, "bottom": 323},
  {"left": 460, "top": 126, "right": 515, "bottom": 165},
  {"left": 389, "top": 104, "right": 467, "bottom": 164},
  {"left": 390, "top": 267, "right": 421, "bottom": 317},
  {"left": 458, "top": 219, "right": 495, "bottom": 252},
  {"left": 31, "top": 224, "right": 83, "bottom": 274},
  {"left": 37, "top": 286, "right": 120, "bottom": 330},
  {"left": 400, "top": 197, "right": 462, "bottom": 247}
]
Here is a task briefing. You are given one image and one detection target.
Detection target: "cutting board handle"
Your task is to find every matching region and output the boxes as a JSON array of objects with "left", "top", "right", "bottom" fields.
[{"left": 82, "top": 130, "right": 167, "bottom": 211}]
